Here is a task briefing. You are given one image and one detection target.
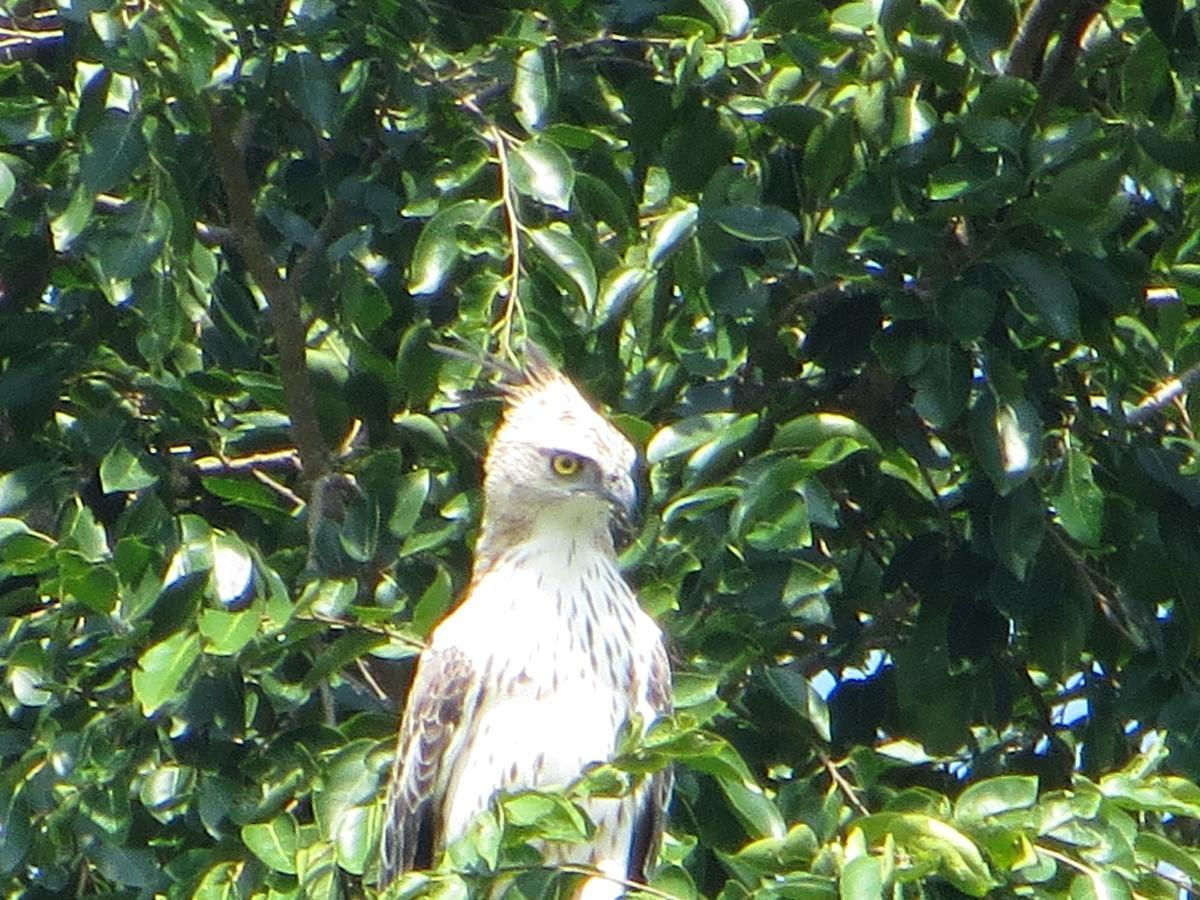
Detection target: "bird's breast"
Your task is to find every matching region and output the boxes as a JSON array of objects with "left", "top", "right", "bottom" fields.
[{"left": 431, "top": 545, "right": 661, "bottom": 847}]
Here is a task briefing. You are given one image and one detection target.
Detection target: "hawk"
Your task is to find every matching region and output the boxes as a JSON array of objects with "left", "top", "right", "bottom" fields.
[{"left": 379, "top": 347, "right": 672, "bottom": 898}]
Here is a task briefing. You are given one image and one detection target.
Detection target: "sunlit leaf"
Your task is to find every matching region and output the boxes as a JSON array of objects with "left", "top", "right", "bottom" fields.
[
  {"left": 80, "top": 109, "right": 147, "bottom": 193},
  {"left": 131, "top": 630, "right": 201, "bottom": 716},
  {"left": 711, "top": 204, "right": 801, "bottom": 242},
  {"left": 513, "top": 47, "right": 549, "bottom": 133},
  {"left": 243, "top": 814, "right": 299, "bottom": 874},
  {"left": 99, "top": 442, "right": 159, "bottom": 493},
  {"left": 530, "top": 226, "right": 597, "bottom": 308},
  {"left": 648, "top": 202, "right": 698, "bottom": 267},
  {"left": 696, "top": 0, "right": 751, "bottom": 36},
  {"left": 408, "top": 198, "right": 496, "bottom": 295},
  {"left": 1051, "top": 446, "right": 1104, "bottom": 546},
  {"left": 510, "top": 137, "right": 575, "bottom": 210}
]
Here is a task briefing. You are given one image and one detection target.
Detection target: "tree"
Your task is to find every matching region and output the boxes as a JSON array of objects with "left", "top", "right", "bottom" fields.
[{"left": 2, "top": 0, "right": 1200, "bottom": 896}]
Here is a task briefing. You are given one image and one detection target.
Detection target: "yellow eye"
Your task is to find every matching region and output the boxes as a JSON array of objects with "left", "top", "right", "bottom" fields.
[{"left": 551, "top": 453, "right": 582, "bottom": 476}]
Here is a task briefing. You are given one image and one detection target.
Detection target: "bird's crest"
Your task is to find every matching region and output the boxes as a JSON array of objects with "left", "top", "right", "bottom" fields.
[{"left": 491, "top": 344, "right": 631, "bottom": 464}]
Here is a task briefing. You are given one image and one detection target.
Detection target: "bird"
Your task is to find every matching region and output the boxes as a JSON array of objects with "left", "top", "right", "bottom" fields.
[{"left": 378, "top": 345, "right": 672, "bottom": 898}]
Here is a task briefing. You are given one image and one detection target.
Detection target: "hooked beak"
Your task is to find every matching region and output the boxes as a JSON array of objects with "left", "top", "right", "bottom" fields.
[{"left": 603, "top": 468, "right": 641, "bottom": 547}]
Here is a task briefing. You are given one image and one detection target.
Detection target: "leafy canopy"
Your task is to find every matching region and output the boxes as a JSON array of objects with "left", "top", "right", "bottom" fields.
[{"left": 2, "top": 0, "right": 1200, "bottom": 897}]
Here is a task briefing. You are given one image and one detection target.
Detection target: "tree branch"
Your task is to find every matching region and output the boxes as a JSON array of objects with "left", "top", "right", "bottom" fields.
[
  {"left": 210, "top": 108, "right": 329, "bottom": 486},
  {"left": 1006, "top": 0, "right": 1073, "bottom": 79},
  {"left": 1035, "top": 0, "right": 1103, "bottom": 105},
  {"left": 1126, "top": 360, "right": 1200, "bottom": 425},
  {"left": 290, "top": 199, "right": 343, "bottom": 294}
]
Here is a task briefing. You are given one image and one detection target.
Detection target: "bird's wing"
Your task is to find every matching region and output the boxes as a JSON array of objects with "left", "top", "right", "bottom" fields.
[
  {"left": 628, "top": 637, "right": 674, "bottom": 883},
  {"left": 379, "top": 645, "right": 475, "bottom": 885}
]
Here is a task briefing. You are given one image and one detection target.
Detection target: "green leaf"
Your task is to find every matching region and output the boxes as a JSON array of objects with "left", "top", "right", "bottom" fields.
[
  {"left": 696, "top": 0, "right": 751, "bottom": 36},
  {"left": 804, "top": 114, "right": 854, "bottom": 199},
  {"left": 408, "top": 198, "right": 495, "bottom": 295},
  {"left": 530, "top": 226, "right": 597, "bottom": 309},
  {"left": 296, "top": 835, "right": 340, "bottom": 900},
  {"left": 139, "top": 763, "right": 194, "bottom": 822},
  {"left": 1136, "top": 125, "right": 1200, "bottom": 175},
  {"left": 199, "top": 606, "right": 260, "bottom": 656},
  {"left": 971, "top": 391, "right": 1040, "bottom": 494},
  {"left": 595, "top": 265, "right": 653, "bottom": 324},
  {"left": 874, "top": 322, "right": 932, "bottom": 375},
  {"left": 1122, "top": 32, "right": 1170, "bottom": 115},
  {"left": 762, "top": 667, "right": 830, "bottom": 741},
  {"left": 710, "top": 205, "right": 801, "bottom": 242},
  {"left": 0, "top": 159, "right": 14, "bottom": 207},
  {"left": 388, "top": 469, "right": 431, "bottom": 538},
  {"left": 732, "top": 457, "right": 812, "bottom": 551},
  {"left": 990, "top": 483, "right": 1045, "bottom": 581},
  {"left": 840, "top": 854, "right": 885, "bottom": 899},
  {"left": 891, "top": 96, "right": 936, "bottom": 147},
  {"left": 100, "top": 442, "right": 159, "bottom": 493},
  {"left": 764, "top": 104, "right": 825, "bottom": 146},
  {"left": 773, "top": 413, "right": 882, "bottom": 455},
  {"left": 996, "top": 252, "right": 1081, "bottom": 341},
  {"left": 938, "top": 284, "right": 998, "bottom": 341},
  {"left": 67, "top": 565, "right": 119, "bottom": 614},
  {"left": 502, "top": 792, "right": 591, "bottom": 842},
  {"left": 648, "top": 202, "right": 699, "bottom": 267},
  {"left": 412, "top": 566, "right": 455, "bottom": 636},
  {"left": 9, "top": 665, "right": 51, "bottom": 706},
  {"left": 243, "top": 814, "right": 299, "bottom": 874},
  {"left": 91, "top": 200, "right": 172, "bottom": 280},
  {"left": 911, "top": 345, "right": 971, "bottom": 428},
  {"left": 1068, "top": 871, "right": 1133, "bottom": 900},
  {"left": 1134, "top": 832, "right": 1200, "bottom": 884},
  {"left": 1051, "top": 447, "right": 1103, "bottom": 546},
  {"left": 856, "top": 813, "right": 995, "bottom": 896},
  {"left": 201, "top": 475, "right": 290, "bottom": 518},
  {"left": 208, "top": 532, "right": 256, "bottom": 608},
  {"left": 513, "top": 47, "right": 549, "bottom": 133},
  {"left": 80, "top": 109, "right": 147, "bottom": 193},
  {"left": 719, "top": 780, "right": 786, "bottom": 839},
  {"left": 131, "top": 630, "right": 201, "bottom": 716},
  {"left": 285, "top": 51, "right": 338, "bottom": 133},
  {"left": 510, "top": 137, "right": 575, "bottom": 211},
  {"left": 647, "top": 413, "right": 740, "bottom": 464},
  {"left": 955, "top": 776, "right": 1039, "bottom": 821}
]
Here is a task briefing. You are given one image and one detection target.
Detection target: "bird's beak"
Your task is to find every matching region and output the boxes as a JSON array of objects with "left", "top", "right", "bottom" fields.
[{"left": 604, "top": 469, "right": 641, "bottom": 545}]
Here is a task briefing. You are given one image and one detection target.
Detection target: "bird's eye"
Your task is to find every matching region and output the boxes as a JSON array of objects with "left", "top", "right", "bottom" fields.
[{"left": 550, "top": 453, "right": 582, "bottom": 477}]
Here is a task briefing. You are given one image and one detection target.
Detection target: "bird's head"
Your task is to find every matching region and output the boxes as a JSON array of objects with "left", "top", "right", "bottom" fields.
[{"left": 480, "top": 346, "right": 640, "bottom": 550}]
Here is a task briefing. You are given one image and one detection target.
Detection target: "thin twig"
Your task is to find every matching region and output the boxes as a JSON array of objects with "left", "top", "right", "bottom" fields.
[
  {"left": 486, "top": 863, "right": 684, "bottom": 900},
  {"left": 298, "top": 611, "right": 428, "bottom": 650},
  {"left": 250, "top": 468, "right": 305, "bottom": 509},
  {"left": 195, "top": 221, "right": 235, "bottom": 247},
  {"left": 333, "top": 417, "right": 364, "bottom": 460},
  {"left": 1126, "top": 360, "right": 1200, "bottom": 425},
  {"left": 820, "top": 750, "right": 870, "bottom": 816},
  {"left": 1048, "top": 527, "right": 1142, "bottom": 647},
  {"left": 355, "top": 658, "right": 390, "bottom": 702},
  {"left": 193, "top": 449, "right": 302, "bottom": 472},
  {"left": 490, "top": 125, "right": 526, "bottom": 361}
]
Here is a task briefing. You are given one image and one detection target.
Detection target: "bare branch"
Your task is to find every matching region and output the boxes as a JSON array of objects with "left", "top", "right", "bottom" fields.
[
  {"left": 1036, "top": 0, "right": 1103, "bottom": 104},
  {"left": 820, "top": 750, "right": 871, "bottom": 816},
  {"left": 210, "top": 108, "right": 330, "bottom": 486},
  {"left": 1126, "top": 360, "right": 1200, "bottom": 425},
  {"left": 1006, "top": 0, "right": 1073, "bottom": 79}
]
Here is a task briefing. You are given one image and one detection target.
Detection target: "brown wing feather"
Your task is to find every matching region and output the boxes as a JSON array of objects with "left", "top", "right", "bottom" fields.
[
  {"left": 628, "top": 638, "right": 673, "bottom": 883},
  {"left": 379, "top": 647, "right": 475, "bottom": 886}
]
